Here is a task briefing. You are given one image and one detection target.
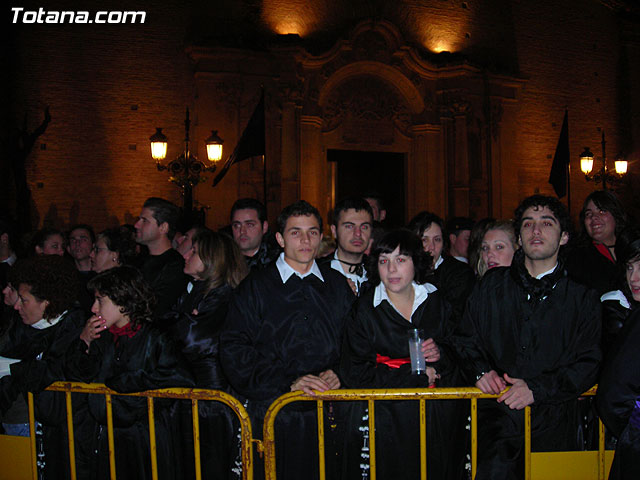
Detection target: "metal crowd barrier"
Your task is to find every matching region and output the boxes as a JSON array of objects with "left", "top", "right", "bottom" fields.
[
  {"left": 262, "top": 386, "right": 614, "bottom": 480},
  {"left": 0, "top": 384, "right": 614, "bottom": 480},
  {"left": 17, "top": 382, "right": 255, "bottom": 480}
]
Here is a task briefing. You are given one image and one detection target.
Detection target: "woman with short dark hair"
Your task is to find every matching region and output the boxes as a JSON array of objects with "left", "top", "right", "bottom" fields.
[
  {"left": 0, "top": 254, "right": 85, "bottom": 477},
  {"left": 89, "top": 226, "right": 138, "bottom": 273},
  {"left": 407, "top": 211, "right": 475, "bottom": 323},
  {"left": 340, "top": 229, "right": 466, "bottom": 480}
]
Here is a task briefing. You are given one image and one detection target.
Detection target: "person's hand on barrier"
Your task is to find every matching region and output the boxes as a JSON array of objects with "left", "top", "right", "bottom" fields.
[
  {"left": 498, "top": 374, "right": 534, "bottom": 410},
  {"left": 421, "top": 338, "right": 440, "bottom": 363},
  {"left": 319, "top": 369, "right": 341, "bottom": 390},
  {"left": 426, "top": 366, "right": 440, "bottom": 386},
  {"left": 80, "top": 315, "right": 106, "bottom": 349},
  {"left": 291, "top": 374, "right": 331, "bottom": 395},
  {"left": 475, "top": 370, "right": 507, "bottom": 394}
]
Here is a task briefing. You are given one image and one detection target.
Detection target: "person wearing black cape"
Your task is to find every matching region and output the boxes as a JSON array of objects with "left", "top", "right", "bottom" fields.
[
  {"left": 65, "top": 266, "right": 194, "bottom": 480},
  {"left": 339, "top": 228, "right": 467, "bottom": 479},
  {"left": 220, "top": 200, "right": 355, "bottom": 480},
  {"left": 453, "top": 195, "right": 602, "bottom": 480},
  {"left": 596, "top": 232, "right": 640, "bottom": 480},
  {"left": 159, "top": 229, "right": 249, "bottom": 479}
]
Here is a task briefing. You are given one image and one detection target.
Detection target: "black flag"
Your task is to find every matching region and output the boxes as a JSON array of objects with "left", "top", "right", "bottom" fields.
[
  {"left": 212, "top": 91, "right": 265, "bottom": 186},
  {"left": 548, "top": 110, "right": 570, "bottom": 198}
]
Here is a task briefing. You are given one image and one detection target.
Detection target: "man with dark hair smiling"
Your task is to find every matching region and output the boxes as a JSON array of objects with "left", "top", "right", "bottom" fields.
[
  {"left": 134, "top": 197, "right": 188, "bottom": 316},
  {"left": 454, "top": 195, "right": 601, "bottom": 480},
  {"left": 221, "top": 200, "right": 354, "bottom": 480}
]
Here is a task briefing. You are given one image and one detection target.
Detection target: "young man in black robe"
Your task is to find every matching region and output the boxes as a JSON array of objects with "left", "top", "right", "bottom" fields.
[
  {"left": 134, "top": 197, "right": 188, "bottom": 317},
  {"left": 221, "top": 200, "right": 355, "bottom": 480},
  {"left": 454, "top": 195, "right": 601, "bottom": 480},
  {"left": 321, "top": 197, "right": 373, "bottom": 295},
  {"left": 230, "top": 198, "right": 280, "bottom": 271}
]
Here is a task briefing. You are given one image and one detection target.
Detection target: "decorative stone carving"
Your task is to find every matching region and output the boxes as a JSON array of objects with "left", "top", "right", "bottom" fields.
[{"left": 321, "top": 76, "right": 412, "bottom": 137}]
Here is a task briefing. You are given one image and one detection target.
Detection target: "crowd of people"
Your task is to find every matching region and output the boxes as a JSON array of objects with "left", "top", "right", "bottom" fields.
[{"left": 0, "top": 190, "right": 638, "bottom": 480}]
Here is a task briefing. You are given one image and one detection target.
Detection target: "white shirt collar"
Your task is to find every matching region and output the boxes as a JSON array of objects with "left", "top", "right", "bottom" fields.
[
  {"left": 330, "top": 250, "right": 367, "bottom": 292},
  {"left": 31, "top": 311, "right": 67, "bottom": 330},
  {"left": 453, "top": 255, "right": 468, "bottom": 264},
  {"left": 276, "top": 252, "right": 324, "bottom": 283},
  {"left": 434, "top": 255, "right": 444, "bottom": 269},
  {"left": 373, "top": 282, "right": 438, "bottom": 320},
  {"left": 1, "top": 253, "right": 17, "bottom": 266},
  {"left": 535, "top": 263, "right": 558, "bottom": 280},
  {"left": 601, "top": 290, "right": 631, "bottom": 309}
]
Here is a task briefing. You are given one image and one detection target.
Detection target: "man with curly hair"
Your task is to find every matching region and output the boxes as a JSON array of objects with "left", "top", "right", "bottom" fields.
[{"left": 453, "top": 195, "right": 602, "bottom": 480}]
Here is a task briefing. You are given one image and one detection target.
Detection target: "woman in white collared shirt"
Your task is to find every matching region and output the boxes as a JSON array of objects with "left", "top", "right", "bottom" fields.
[{"left": 339, "top": 229, "right": 467, "bottom": 480}]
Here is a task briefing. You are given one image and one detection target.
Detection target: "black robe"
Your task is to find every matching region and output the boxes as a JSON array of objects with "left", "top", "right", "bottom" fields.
[
  {"left": 565, "top": 241, "right": 619, "bottom": 295},
  {"left": 339, "top": 286, "right": 467, "bottom": 480},
  {"left": 0, "top": 307, "right": 87, "bottom": 480},
  {"left": 160, "top": 281, "right": 239, "bottom": 480},
  {"left": 596, "top": 307, "right": 640, "bottom": 480},
  {"left": 454, "top": 266, "right": 602, "bottom": 480},
  {"left": 65, "top": 323, "right": 195, "bottom": 480},
  {"left": 137, "top": 248, "right": 189, "bottom": 317},
  {"left": 220, "top": 262, "right": 355, "bottom": 480},
  {"left": 426, "top": 255, "right": 475, "bottom": 324}
]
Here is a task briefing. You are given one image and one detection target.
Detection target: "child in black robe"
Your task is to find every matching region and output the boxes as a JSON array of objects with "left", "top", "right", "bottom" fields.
[{"left": 66, "top": 265, "right": 194, "bottom": 480}]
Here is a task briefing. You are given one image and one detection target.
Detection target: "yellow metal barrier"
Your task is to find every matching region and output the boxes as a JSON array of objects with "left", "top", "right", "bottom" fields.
[
  {"left": 3, "top": 383, "right": 614, "bottom": 480},
  {"left": 262, "top": 386, "right": 614, "bottom": 480},
  {"left": 20, "top": 382, "right": 255, "bottom": 480}
]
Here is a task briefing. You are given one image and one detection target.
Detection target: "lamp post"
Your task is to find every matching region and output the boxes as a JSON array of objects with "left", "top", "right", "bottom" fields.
[
  {"left": 579, "top": 131, "right": 627, "bottom": 190},
  {"left": 150, "top": 108, "right": 223, "bottom": 224}
]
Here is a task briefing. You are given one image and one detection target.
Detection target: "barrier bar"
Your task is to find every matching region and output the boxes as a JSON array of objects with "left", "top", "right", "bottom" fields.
[
  {"left": 368, "top": 399, "right": 376, "bottom": 480},
  {"left": 192, "top": 399, "right": 202, "bottom": 480},
  {"left": 419, "top": 398, "right": 426, "bottom": 480},
  {"left": 316, "top": 400, "right": 325, "bottom": 480},
  {"left": 471, "top": 397, "right": 477, "bottom": 479},
  {"left": 525, "top": 406, "right": 531, "bottom": 480},
  {"left": 27, "top": 392, "right": 37, "bottom": 480},
  {"left": 147, "top": 397, "right": 158, "bottom": 480},
  {"left": 105, "top": 394, "right": 117, "bottom": 480},
  {"left": 65, "top": 391, "right": 77, "bottom": 480}
]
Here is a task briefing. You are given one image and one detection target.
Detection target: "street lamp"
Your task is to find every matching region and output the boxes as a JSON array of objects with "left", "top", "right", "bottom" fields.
[
  {"left": 579, "top": 131, "right": 627, "bottom": 190},
  {"left": 150, "top": 108, "right": 223, "bottom": 222}
]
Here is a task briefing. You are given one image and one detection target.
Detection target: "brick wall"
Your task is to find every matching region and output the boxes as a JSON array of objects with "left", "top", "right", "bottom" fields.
[{"left": 4, "top": 0, "right": 637, "bottom": 235}]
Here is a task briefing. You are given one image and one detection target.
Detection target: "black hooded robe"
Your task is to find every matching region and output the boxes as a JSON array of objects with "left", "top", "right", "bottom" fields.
[{"left": 339, "top": 286, "right": 467, "bottom": 480}]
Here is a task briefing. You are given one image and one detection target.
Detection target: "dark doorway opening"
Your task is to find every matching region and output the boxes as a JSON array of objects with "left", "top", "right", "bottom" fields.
[{"left": 328, "top": 149, "right": 405, "bottom": 228}]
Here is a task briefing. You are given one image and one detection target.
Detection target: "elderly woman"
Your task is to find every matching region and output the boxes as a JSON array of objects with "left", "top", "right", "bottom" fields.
[
  {"left": 340, "top": 229, "right": 466, "bottom": 480},
  {"left": 596, "top": 230, "right": 640, "bottom": 480},
  {"left": 90, "top": 226, "right": 138, "bottom": 273},
  {"left": 407, "top": 211, "right": 475, "bottom": 323},
  {"left": 477, "top": 220, "right": 519, "bottom": 277},
  {"left": 160, "top": 229, "right": 248, "bottom": 480},
  {"left": 0, "top": 255, "right": 85, "bottom": 477},
  {"left": 566, "top": 190, "right": 628, "bottom": 295}
]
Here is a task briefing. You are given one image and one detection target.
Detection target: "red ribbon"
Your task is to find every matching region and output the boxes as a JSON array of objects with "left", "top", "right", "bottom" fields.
[{"left": 376, "top": 354, "right": 411, "bottom": 369}]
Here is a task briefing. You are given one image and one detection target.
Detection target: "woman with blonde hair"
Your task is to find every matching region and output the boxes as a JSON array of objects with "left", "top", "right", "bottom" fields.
[
  {"left": 162, "top": 229, "right": 249, "bottom": 480},
  {"left": 477, "top": 220, "right": 519, "bottom": 277}
]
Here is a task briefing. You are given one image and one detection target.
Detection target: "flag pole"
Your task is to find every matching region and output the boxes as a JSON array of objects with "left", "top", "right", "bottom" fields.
[
  {"left": 262, "top": 154, "right": 267, "bottom": 215},
  {"left": 566, "top": 107, "right": 571, "bottom": 214}
]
